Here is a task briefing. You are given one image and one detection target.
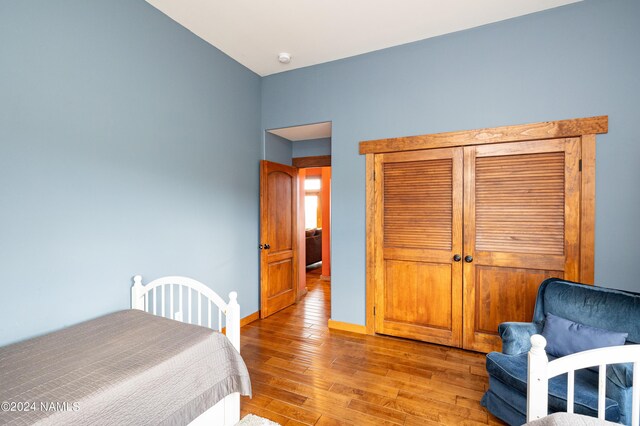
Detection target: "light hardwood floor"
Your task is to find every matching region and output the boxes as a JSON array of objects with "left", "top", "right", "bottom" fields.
[{"left": 240, "top": 268, "right": 505, "bottom": 425}]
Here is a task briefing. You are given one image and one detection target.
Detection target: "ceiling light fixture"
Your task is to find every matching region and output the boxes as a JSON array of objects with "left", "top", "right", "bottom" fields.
[{"left": 278, "top": 52, "right": 291, "bottom": 64}]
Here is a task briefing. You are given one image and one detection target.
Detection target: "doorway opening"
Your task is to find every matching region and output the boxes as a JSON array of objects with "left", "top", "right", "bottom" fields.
[
  {"left": 299, "top": 166, "right": 331, "bottom": 296},
  {"left": 263, "top": 122, "right": 331, "bottom": 313}
]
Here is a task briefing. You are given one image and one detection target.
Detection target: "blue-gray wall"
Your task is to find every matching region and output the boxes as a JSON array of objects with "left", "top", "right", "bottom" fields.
[
  {"left": 2, "top": 0, "right": 638, "bottom": 344},
  {"left": 0, "top": 0, "right": 261, "bottom": 345},
  {"left": 264, "top": 132, "right": 293, "bottom": 165},
  {"left": 262, "top": 0, "right": 640, "bottom": 326},
  {"left": 292, "top": 137, "right": 331, "bottom": 158}
]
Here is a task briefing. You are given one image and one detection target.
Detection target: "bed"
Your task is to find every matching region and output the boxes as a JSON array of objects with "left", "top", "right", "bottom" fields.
[
  {"left": 527, "top": 334, "right": 640, "bottom": 426},
  {"left": 0, "top": 275, "right": 251, "bottom": 426}
]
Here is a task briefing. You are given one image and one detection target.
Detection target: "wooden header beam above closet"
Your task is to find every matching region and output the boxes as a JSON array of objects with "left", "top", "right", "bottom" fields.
[{"left": 359, "top": 116, "right": 608, "bottom": 154}]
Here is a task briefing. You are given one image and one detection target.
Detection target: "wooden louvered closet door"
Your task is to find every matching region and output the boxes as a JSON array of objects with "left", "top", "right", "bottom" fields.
[
  {"left": 364, "top": 116, "right": 605, "bottom": 353},
  {"left": 372, "top": 138, "right": 582, "bottom": 352},
  {"left": 374, "top": 148, "right": 464, "bottom": 346},
  {"left": 462, "top": 138, "right": 581, "bottom": 352}
]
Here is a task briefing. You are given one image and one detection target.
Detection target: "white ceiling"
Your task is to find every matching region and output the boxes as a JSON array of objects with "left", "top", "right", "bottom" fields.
[
  {"left": 268, "top": 122, "right": 332, "bottom": 142},
  {"left": 146, "top": 0, "right": 581, "bottom": 77}
]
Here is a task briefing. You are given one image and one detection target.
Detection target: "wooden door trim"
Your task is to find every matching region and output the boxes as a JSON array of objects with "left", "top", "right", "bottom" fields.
[
  {"left": 373, "top": 154, "right": 385, "bottom": 334},
  {"left": 359, "top": 116, "right": 607, "bottom": 154},
  {"left": 580, "top": 134, "right": 596, "bottom": 284},
  {"left": 462, "top": 146, "right": 477, "bottom": 351},
  {"left": 292, "top": 155, "right": 331, "bottom": 168},
  {"left": 564, "top": 138, "right": 582, "bottom": 280},
  {"left": 365, "top": 153, "right": 376, "bottom": 334},
  {"left": 474, "top": 138, "right": 571, "bottom": 157}
]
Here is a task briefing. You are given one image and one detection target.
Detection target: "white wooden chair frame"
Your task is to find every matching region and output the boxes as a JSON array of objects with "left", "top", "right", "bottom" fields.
[
  {"left": 131, "top": 275, "right": 241, "bottom": 426},
  {"left": 527, "top": 334, "right": 640, "bottom": 426}
]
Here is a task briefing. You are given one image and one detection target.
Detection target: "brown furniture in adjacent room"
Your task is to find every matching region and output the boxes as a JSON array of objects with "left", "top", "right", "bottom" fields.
[
  {"left": 305, "top": 228, "right": 322, "bottom": 266},
  {"left": 360, "top": 116, "right": 608, "bottom": 353}
]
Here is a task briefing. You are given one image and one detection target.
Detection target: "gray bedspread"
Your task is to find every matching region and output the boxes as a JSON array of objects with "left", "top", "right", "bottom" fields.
[{"left": 0, "top": 309, "right": 251, "bottom": 425}]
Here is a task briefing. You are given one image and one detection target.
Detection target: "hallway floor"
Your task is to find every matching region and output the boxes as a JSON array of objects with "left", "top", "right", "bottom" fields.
[{"left": 239, "top": 270, "right": 503, "bottom": 425}]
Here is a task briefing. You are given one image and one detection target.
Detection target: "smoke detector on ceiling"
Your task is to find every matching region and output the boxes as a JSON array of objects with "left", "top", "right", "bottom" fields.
[{"left": 278, "top": 52, "right": 291, "bottom": 64}]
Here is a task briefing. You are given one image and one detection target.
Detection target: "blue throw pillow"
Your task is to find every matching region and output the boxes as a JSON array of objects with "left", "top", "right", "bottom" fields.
[{"left": 541, "top": 313, "right": 628, "bottom": 358}]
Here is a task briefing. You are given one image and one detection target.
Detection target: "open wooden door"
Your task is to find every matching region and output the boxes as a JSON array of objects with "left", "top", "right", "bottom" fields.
[{"left": 260, "top": 160, "right": 298, "bottom": 318}]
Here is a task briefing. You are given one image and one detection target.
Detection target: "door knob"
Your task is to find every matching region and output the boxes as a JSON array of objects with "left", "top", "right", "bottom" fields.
[
  {"left": 464, "top": 255, "right": 473, "bottom": 263},
  {"left": 264, "top": 244, "right": 271, "bottom": 249},
  {"left": 453, "top": 254, "right": 461, "bottom": 262},
  {"left": 258, "top": 244, "right": 264, "bottom": 250}
]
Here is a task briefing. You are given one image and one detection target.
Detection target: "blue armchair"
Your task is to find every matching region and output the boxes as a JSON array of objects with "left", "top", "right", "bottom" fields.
[{"left": 481, "top": 278, "right": 640, "bottom": 425}]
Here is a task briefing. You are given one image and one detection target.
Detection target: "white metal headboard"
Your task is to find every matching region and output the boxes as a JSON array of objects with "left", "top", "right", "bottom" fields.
[
  {"left": 130, "top": 275, "right": 240, "bottom": 352},
  {"left": 528, "top": 334, "right": 640, "bottom": 425}
]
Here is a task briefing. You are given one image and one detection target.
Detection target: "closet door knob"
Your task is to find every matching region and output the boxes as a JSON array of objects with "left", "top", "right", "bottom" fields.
[
  {"left": 264, "top": 244, "right": 271, "bottom": 249},
  {"left": 258, "top": 244, "right": 264, "bottom": 250},
  {"left": 453, "top": 254, "right": 461, "bottom": 262},
  {"left": 464, "top": 255, "right": 473, "bottom": 263}
]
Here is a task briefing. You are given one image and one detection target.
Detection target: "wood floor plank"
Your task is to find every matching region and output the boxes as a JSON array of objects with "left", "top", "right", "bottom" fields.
[
  {"left": 314, "top": 415, "right": 354, "bottom": 426},
  {"left": 395, "top": 389, "right": 489, "bottom": 423},
  {"left": 251, "top": 381, "right": 308, "bottom": 406},
  {"left": 253, "top": 363, "right": 335, "bottom": 391},
  {"left": 239, "top": 267, "right": 504, "bottom": 425},
  {"left": 347, "top": 399, "right": 406, "bottom": 424},
  {"left": 265, "top": 399, "right": 322, "bottom": 425},
  {"left": 286, "top": 420, "right": 314, "bottom": 426},
  {"left": 241, "top": 401, "right": 291, "bottom": 425},
  {"left": 328, "top": 382, "right": 397, "bottom": 406},
  {"left": 405, "top": 414, "right": 446, "bottom": 426},
  {"left": 303, "top": 398, "right": 400, "bottom": 426}
]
